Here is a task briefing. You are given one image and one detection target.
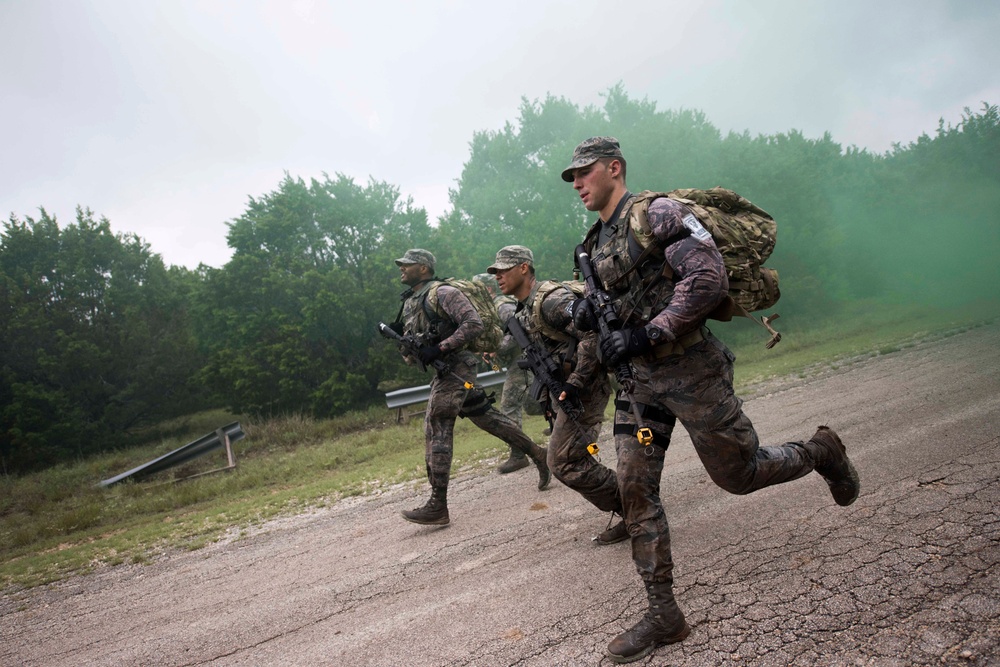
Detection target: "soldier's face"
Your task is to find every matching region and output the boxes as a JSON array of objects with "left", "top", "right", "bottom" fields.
[
  {"left": 572, "top": 159, "right": 615, "bottom": 213},
  {"left": 399, "top": 263, "right": 426, "bottom": 286},
  {"left": 494, "top": 264, "right": 525, "bottom": 295}
]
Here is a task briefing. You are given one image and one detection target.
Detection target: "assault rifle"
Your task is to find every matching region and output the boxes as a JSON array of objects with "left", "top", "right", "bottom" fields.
[
  {"left": 505, "top": 316, "right": 583, "bottom": 422},
  {"left": 377, "top": 321, "right": 478, "bottom": 391},
  {"left": 574, "top": 244, "right": 653, "bottom": 447}
]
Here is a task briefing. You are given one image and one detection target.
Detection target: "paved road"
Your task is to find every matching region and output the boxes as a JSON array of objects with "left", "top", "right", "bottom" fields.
[{"left": 3, "top": 322, "right": 999, "bottom": 666}]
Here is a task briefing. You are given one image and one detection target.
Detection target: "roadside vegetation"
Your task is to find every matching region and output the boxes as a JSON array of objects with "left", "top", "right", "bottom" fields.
[{"left": 1, "top": 301, "right": 992, "bottom": 592}]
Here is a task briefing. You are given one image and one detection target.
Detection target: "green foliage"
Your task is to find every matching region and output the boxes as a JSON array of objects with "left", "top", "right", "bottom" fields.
[
  {"left": 192, "top": 173, "right": 432, "bottom": 418},
  {"left": 0, "top": 209, "right": 207, "bottom": 474}
]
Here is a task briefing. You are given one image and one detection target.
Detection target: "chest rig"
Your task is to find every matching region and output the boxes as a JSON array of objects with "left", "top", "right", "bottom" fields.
[
  {"left": 400, "top": 281, "right": 456, "bottom": 345},
  {"left": 582, "top": 196, "right": 676, "bottom": 327}
]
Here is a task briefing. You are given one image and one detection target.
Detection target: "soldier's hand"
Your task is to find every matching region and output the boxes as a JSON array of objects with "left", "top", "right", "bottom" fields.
[
  {"left": 418, "top": 344, "right": 443, "bottom": 365},
  {"left": 571, "top": 298, "right": 597, "bottom": 332},
  {"left": 558, "top": 383, "right": 580, "bottom": 404},
  {"left": 599, "top": 327, "right": 652, "bottom": 366}
]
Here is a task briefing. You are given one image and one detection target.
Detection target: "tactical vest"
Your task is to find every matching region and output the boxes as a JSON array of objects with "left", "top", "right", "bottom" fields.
[
  {"left": 583, "top": 194, "right": 676, "bottom": 327},
  {"left": 401, "top": 281, "right": 452, "bottom": 345}
]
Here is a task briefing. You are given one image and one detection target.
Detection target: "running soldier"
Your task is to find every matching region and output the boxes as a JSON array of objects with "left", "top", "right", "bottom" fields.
[
  {"left": 393, "top": 249, "right": 550, "bottom": 526},
  {"left": 487, "top": 245, "right": 627, "bottom": 545},
  {"left": 473, "top": 272, "right": 533, "bottom": 474},
  {"left": 562, "top": 138, "right": 861, "bottom": 663}
]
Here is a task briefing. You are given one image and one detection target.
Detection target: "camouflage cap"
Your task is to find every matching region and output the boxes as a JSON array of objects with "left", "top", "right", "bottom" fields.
[
  {"left": 560, "top": 136, "right": 625, "bottom": 182},
  {"left": 487, "top": 245, "right": 534, "bottom": 274},
  {"left": 394, "top": 248, "right": 436, "bottom": 270},
  {"left": 473, "top": 272, "right": 498, "bottom": 286}
]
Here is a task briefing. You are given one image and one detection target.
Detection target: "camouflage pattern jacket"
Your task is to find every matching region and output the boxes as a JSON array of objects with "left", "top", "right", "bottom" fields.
[{"left": 584, "top": 193, "right": 728, "bottom": 340}]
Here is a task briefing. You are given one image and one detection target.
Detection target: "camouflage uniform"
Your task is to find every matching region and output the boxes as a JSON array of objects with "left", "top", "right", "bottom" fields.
[
  {"left": 495, "top": 296, "right": 531, "bottom": 427},
  {"left": 567, "top": 136, "right": 857, "bottom": 661},
  {"left": 514, "top": 281, "right": 620, "bottom": 513},
  {"left": 400, "top": 279, "right": 548, "bottom": 501},
  {"left": 585, "top": 193, "right": 825, "bottom": 591}
]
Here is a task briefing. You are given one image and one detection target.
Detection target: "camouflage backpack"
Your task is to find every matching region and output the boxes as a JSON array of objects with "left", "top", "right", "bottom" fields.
[
  {"left": 424, "top": 278, "right": 505, "bottom": 354},
  {"left": 627, "top": 187, "right": 782, "bottom": 346}
]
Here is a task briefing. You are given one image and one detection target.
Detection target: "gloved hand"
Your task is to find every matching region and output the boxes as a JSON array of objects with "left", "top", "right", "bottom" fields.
[
  {"left": 599, "top": 327, "right": 652, "bottom": 367},
  {"left": 418, "top": 344, "right": 443, "bottom": 365},
  {"left": 558, "top": 382, "right": 580, "bottom": 404},
  {"left": 571, "top": 298, "right": 597, "bottom": 332}
]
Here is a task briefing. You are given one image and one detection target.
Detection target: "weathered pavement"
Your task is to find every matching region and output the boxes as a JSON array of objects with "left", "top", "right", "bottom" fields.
[{"left": 2, "top": 321, "right": 999, "bottom": 666}]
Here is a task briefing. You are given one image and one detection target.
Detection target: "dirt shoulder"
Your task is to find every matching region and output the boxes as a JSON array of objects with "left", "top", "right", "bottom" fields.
[{"left": 2, "top": 322, "right": 999, "bottom": 667}]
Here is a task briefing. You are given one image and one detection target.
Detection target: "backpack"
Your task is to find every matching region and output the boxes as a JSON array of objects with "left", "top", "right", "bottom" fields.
[
  {"left": 424, "top": 278, "right": 505, "bottom": 354},
  {"left": 626, "top": 187, "right": 782, "bottom": 346},
  {"left": 532, "top": 280, "right": 586, "bottom": 343}
]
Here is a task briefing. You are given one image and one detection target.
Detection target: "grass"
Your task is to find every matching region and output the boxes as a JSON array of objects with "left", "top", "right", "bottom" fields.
[{"left": 0, "top": 300, "right": 995, "bottom": 592}]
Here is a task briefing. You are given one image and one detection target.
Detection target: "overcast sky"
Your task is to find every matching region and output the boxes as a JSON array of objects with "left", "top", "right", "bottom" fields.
[{"left": 2, "top": 0, "right": 998, "bottom": 269}]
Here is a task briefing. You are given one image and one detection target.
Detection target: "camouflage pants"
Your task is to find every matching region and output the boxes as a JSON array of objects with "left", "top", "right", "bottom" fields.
[
  {"left": 499, "top": 361, "right": 531, "bottom": 428},
  {"left": 615, "top": 331, "right": 814, "bottom": 584},
  {"left": 425, "top": 355, "right": 539, "bottom": 492},
  {"left": 547, "top": 379, "right": 621, "bottom": 514}
]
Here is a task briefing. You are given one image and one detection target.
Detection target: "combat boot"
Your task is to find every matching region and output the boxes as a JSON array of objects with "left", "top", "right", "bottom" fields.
[
  {"left": 607, "top": 581, "right": 690, "bottom": 664},
  {"left": 526, "top": 442, "right": 551, "bottom": 490},
  {"left": 401, "top": 487, "right": 449, "bottom": 525},
  {"left": 497, "top": 448, "right": 530, "bottom": 474},
  {"left": 593, "top": 519, "right": 629, "bottom": 546},
  {"left": 805, "top": 425, "right": 860, "bottom": 506}
]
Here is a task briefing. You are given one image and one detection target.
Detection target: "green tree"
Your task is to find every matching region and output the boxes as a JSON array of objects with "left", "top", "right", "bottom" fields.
[
  {"left": 0, "top": 209, "right": 205, "bottom": 473},
  {"left": 194, "top": 173, "right": 432, "bottom": 418}
]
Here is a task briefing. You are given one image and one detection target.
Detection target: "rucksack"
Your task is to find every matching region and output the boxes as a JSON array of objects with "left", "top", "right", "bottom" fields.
[
  {"left": 532, "top": 280, "right": 586, "bottom": 343},
  {"left": 424, "top": 278, "right": 505, "bottom": 354},
  {"left": 625, "top": 187, "right": 782, "bottom": 346}
]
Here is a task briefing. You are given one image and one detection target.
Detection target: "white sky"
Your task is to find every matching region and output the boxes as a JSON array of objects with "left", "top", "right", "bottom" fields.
[{"left": 2, "top": 0, "right": 998, "bottom": 269}]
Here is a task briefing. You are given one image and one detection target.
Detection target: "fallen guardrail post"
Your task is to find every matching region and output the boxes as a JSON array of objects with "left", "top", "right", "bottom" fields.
[{"left": 99, "top": 422, "right": 245, "bottom": 487}]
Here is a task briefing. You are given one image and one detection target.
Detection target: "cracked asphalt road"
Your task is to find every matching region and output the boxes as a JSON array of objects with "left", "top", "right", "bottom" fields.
[{"left": 2, "top": 322, "right": 999, "bottom": 666}]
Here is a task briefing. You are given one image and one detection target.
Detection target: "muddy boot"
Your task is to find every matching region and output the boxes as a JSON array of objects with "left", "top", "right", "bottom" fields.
[
  {"left": 497, "top": 448, "right": 530, "bottom": 474},
  {"left": 805, "top": 425, "right": 860, "bottom": 506},
  {"left": 401, "top": 487, "right": 449, "bottom": 525},
  {"left": 526, "top": 442, "right": 551, "bottom": 490},
  {"left": 607, "top": 581, "right": 690, "bottom": 663}
]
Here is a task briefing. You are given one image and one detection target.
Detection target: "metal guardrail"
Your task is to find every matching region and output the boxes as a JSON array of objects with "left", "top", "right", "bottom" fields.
[
  {"left": 384, "top": 369, "right": 508, "bottom": 421},
  {"left": 99, "top": 422, "right": 245, "bottom": 487}
]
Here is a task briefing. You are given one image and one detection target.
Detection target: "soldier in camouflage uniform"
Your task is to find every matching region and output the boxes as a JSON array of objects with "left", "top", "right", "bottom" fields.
[
  {"left": 562, "top": 138, "right": 861, "bottom": 663},
  {"left": 394, "top": 249, "right": 550, "bottom": 526},
  {"left": 473, "top": 273, "right": 533, "bottom": 474},
  {"left": 487, "top": 245, "right": 628, "bottom": 545}
]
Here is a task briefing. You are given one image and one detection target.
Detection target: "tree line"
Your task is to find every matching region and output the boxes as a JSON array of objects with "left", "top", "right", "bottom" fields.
[{"left": 2, "top": 88, "right": 997, "bottom": 474}]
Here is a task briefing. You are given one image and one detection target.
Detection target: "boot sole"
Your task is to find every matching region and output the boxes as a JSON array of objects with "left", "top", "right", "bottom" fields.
[
  {"left": 813, "top": 426, "right": 860, "bottom": 506},
  {"left": 400, "top": 511, "right": 449, "bottom": 526},
  {"left": 497, "top": 459, "right": 530, "bottom": 474},
  {"left": 607, "top": 623, "right": 691, "bottom": 663},
  {"left": 828, "top": 456, "right": 860, "bottom": 506}
]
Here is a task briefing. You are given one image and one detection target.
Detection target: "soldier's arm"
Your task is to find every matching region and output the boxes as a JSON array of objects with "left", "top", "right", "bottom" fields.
[
  {"left": 645, "top": 197, "right": 728, "bottom": 338},
  {"left": 435, "top": 285, "right": 485, "bottom": 352},
  {"left": 540, "top": 288, "right": 600, "bottom": 387},
  {"left": 495, "top": 301, "right": 519, "bottom": 357}
]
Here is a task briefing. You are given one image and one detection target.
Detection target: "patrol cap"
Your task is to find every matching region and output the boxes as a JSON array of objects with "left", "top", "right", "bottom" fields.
[
  {"left": 560, "top": 136, "right": 626, "bottom": 182},
  {"left": 472, "top": 272, "right": 500, "bottom": 296},
  {"left": 394, "top": 248, "right": 436, "bottom": 271},
  {"left": 487, "top": 245, "right": 534, "bottom": 274}
]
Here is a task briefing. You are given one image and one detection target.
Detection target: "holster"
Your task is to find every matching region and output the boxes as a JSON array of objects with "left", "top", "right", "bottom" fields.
[{"left": 459, "top": 388, "right": 495, "bottom": 418}]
